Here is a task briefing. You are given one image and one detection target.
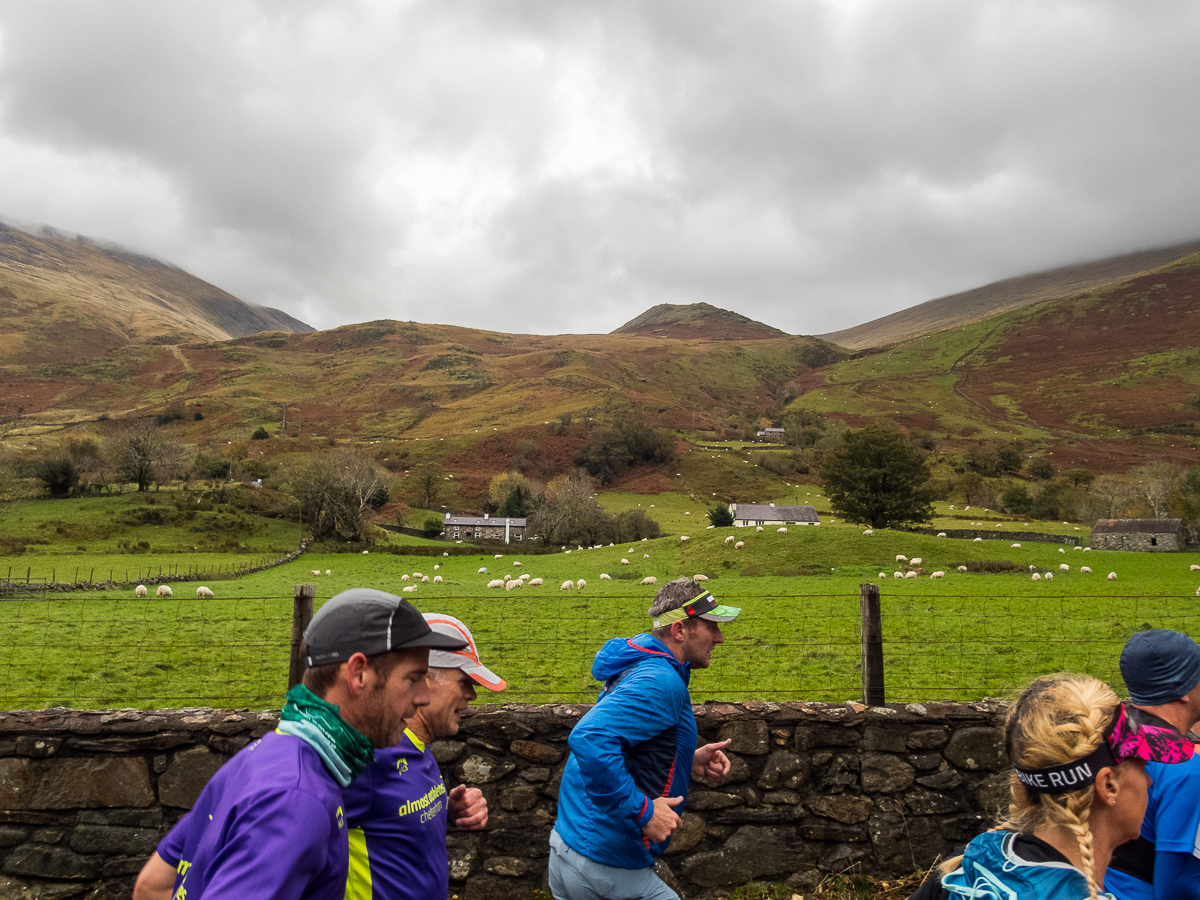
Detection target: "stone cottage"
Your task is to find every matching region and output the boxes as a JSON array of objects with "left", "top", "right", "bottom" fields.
[
  {"left": 1090, "top": 519, "right": 1183, "bottom": 551},
  {"left": 730, "top": 503, "right": 820, "bottom": 528}
]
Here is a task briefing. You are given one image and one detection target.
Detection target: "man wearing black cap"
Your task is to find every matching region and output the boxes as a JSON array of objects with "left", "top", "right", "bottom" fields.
[
  {"left": 1107, "top": 629, "right": 1200, "bottom": 900},
  {"left": 133, "top": 589, "right": 467, "bottom": 900},
  {"left": 549, "top": 578, "right": 739, "bottom": 900}
]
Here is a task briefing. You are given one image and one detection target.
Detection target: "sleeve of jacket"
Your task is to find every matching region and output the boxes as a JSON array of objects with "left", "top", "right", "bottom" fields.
[{"left": 567, "top": 663, "right": 688, "bottom": 829}]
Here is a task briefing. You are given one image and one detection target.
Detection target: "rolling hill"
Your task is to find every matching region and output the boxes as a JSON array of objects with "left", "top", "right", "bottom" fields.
[{"left": 0, "top": 220, "right": 313, "bottom": 366}]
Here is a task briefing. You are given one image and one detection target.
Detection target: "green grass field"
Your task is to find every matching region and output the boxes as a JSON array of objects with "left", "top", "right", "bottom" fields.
[{"left": 3, "top": 504, "right": 1198, "bottom": 710}]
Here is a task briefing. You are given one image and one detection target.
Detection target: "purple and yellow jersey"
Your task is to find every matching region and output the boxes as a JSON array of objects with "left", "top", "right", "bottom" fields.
[
  {"left": 156, "top": 730, "right": 348, "bottom": 900},
  {"left": 342, "top": 728, "right": 450, "bottom": 900}
]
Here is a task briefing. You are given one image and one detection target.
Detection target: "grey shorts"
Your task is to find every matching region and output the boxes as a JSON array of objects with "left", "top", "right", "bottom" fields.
[{"left": 547, "top": 830, "right": 679, "bottom": 900}]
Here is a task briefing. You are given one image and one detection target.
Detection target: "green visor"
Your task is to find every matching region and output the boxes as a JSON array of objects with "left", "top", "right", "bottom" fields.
[{"left": 652, "top": 590, "right": 741, "bottom": 627}]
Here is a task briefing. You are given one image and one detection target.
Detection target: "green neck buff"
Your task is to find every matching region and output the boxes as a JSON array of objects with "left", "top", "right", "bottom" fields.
[{"left": 277, "top": 684, "right": 375, "bottom": 787}]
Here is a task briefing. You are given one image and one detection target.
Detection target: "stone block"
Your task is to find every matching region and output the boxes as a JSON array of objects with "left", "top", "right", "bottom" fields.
[
  {"left": 14, "top": 738, "right": 62, "bottom": 759},
  {"left": 483, "top": 856, "right": 529, "bottom": 877},
  {"left": 906, "top": 727, "right": 949, "bottom": 750},
  {"left": 907, "top": 753, "right": 943, "bottom": 771},
  {"left": 431, "top": 740, "right": 466, "bottom": 764},
  {"left": 0, "top": 759, "right": 154, "bottom": 810},
  {"left": 458, "top": 711, "right": 535, "bottom": 742},
  {"left": 508, "top": 740, "right": 562, "bottom": 765},
  {"left": 663, "top": 812, "right": 706, "bottom": 855},
  {"left": 455, "top": 755, "right": 517, "bottom": 785},
  {"left": 4, "top": 844, "right": 101, "bottom": 880},
  {"left": 484, "top": 827, "right": 551, "bottom": 859},
  {"left": 0, "top": 875, "right": 88, "bottom": 900},
  {"left": 816, "top": 754, "right": 860, "bottom": 792},
  {"left": 68, "top": 824, "right": 161, "bottom": 857},
  {"left": 518, "top": 767, "right": 549, "bottom": 783},
  {"left": 99, "top": 856, "right": 146, "bottom": 877},
  {"left": 797, "top": 817, "right": 870, "bottom": 842},
  {"left": 446, "top": 831, "right": 482, "bottom": 881},
  {"left": 32, "top": 828, "right": 64, "bottom": 844},
  {"left": 974, "top": 773, "right": 1011, "bottom": 816},
  {"left": 499, "top": 785, "right": 538, "bottom": 812},
  {"left": 804, "top": 793, "right": 872, "bottom": 824},
  {"left": 652, "top": 858, "right": 684, "bottom": 898},
  {"left": 717, "top": 720, "right": 770, "bottom": 755},
  {"left": 686, "top": 790, "right": 743, "bottom": 811},
  {"left": 762, "top": 790, "right": 802, "bottom": 806},
  {"left": 916, "top": 764, "right": 964, "bottom": 791},
  {"left": 76, "top": 809, "right": 162, "bottom": 829},
  {"left": 795, "top": 725, "right": 861, "bottom": 752},
  {"left": 681, "top": 825, "right": 817, "bottom": 886},
  {"left": 0, "top": 826, "right": 26, "bottom": 847},
  {"left": 943, "top": 727, "right": 1006, "bottom": 772},
  {"left": 158, "top": 747, "right": 228, "bottom": 810},
  {"left": 904, "top": 789, "right": 965, "bottom": 815},
  {"left": 463, "top": 873, "right": 534, "bottom": 900},
  {"left": 939, "top": 811, "right": 990, "bottom": 842},
  {"left": 868, "top": 810, "right": 944, "bottom": 871},
  {"left": 820, "top": 840, "right": 873, "bottom": 873},
  {"left": 863, "top": 726, "right": 906, "bottom": 752},
  {"left": 756, "top": 750, "right": 810, "bottom": 791},
  {"left": 860, "top": 753, "right": 915, "bottom": 793},
  {"left": 466, "top": 736, "right": 507, "bottom": 755}
]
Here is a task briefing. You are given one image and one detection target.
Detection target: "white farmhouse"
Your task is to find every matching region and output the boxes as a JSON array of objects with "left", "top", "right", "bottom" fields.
[{"left": 729, "top": 503, "right": 820, "bottom": 528}]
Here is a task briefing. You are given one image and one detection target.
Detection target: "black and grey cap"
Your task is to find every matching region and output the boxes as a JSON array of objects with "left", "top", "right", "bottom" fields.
[{"left": 304, "top": 588, "right": 467, "bottom": 667}]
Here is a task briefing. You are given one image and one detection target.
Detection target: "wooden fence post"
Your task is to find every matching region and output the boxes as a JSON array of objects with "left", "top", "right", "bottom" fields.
[
  {"left": 860, "top": 583, "right": 885, "bottom": 706},
  {"left": 288, "top": 584, "right": 316, "bottom": 691}
]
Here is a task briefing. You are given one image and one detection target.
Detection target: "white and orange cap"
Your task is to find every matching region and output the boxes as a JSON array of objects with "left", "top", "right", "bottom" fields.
[{"left": 423, "top": 613, "right": 507, "bottom": 692}]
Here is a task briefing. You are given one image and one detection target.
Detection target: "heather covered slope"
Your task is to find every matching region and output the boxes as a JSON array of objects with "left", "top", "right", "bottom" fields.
[{"left": 0, "top": 221, "right": 313, "bottom": 365}]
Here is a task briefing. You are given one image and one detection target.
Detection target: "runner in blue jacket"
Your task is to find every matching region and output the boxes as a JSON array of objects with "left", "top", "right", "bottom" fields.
[{"left": 550, "top": 579, "right": 740, "bottom": 900}]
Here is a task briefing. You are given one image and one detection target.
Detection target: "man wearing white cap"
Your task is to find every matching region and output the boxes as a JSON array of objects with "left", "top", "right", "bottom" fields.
[
  {"left": 550, "top": 578, "right": 739, "bottom": 900},
  {"left": 342, "top": 613, "right": 506, "bottom": 900}
]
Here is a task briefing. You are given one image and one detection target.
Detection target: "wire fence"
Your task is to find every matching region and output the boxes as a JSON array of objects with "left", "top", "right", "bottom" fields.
[{"left": 0, "top": 587, "right": 1195, "bottom": 709}]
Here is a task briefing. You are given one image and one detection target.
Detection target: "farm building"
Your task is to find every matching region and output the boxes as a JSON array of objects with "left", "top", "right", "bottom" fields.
[
  {"left": 730, "top": 503, "right": 820, "bottom": 527},
  {"left": 755, "top": 427, "right": 786, "bottom": 440},
  {"left": 1091, "top": 519, "right": 1183, "bottom": 552},
  {"left": 443, "top": 513, "right": 528, "bottom": 544}
]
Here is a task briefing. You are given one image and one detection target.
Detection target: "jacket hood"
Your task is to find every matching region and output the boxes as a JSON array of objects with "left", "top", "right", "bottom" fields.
[{"left": 592, "top": 632, "right": 689, "bottom": 685}]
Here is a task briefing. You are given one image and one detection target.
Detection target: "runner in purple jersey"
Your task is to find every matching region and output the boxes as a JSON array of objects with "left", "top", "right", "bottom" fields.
[{"left": 132, "top": 589, "right": 466, "bottom": 900}]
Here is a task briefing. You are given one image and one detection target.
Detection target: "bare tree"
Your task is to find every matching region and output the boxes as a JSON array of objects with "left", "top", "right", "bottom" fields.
[
  {"left": 288, "top": 450, "right": 392, "bottom": 543},
  {"left": 528, "top": 469, "right": 606, "bottom": 545},
  {"left": 1134, "top": 463, "right": 1183, "bottom": 519},
  {"left": 409, "top": 463, "right": 447, "bottom": 509},
  {"left": 108, "top": 419, "right": 189, "bottom": 492}
]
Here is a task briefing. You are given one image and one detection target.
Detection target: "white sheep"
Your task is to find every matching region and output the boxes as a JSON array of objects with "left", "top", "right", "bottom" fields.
[
  {"left": 561, "top": 580, "right": 574, "bottom": 590},
  {"left": 513, "top": 561, "right": 523, "bottom": 567},
  {"left": 957, "top": 566, "right": 968, "bottom": 573},
  {"left": 504, "top": 574, "right": 512, "bottom": 582},
  {"left": 412, "top": 572, "right": 423, "bottom": 579},
  {"left": 494, "top": 554, "right": 503, "bottom": 559},
  {"left": 442, "top": 552, "right": 449, "bottom": 557},
  {"left": 644, "top": 553, "right": 650, "bottom": 559},
  {"left": 621, "top": 558, "right": 630, "bottom": 565},
  {"left": 433, "top": 575, "right": 443, "bottom": 584},
  {"left": 421, "top": 576, "right": 429, "bottom": 583},
  {"left": 519, "top": 574, "right": 530, "bottom": 581},
  {"left": 1029, "top": 565, "right": 1038, "bottom": 572},
  {"left": 135, "top": 585, "right": 147, "bottom": 598},
  {"left": 156, "top": 585, "right": 172, "bottom": 598},
  {"left": 1081, "top": 566, "right": 1092, "bottom": 574},
  {"left": 1108, "top": 572, "right": 1117, "bottom": 581},
  {"left": 725, "top": 536, "right": 735, "bottom": 543},
  {"left": 693, "top": 574, "right": 708, "bottom": 582},
  {"left": 893, "top": 572, "right": 904, "bottom": 579},
  {"left": 1031, "top": 573, "right": 1041, "bottom": 582},
  {"left": 640, "top": 576, "right": 658, "bottom": 586},
  {"left": 600, "top": 573, "right": 612, "bottom": 580},
  {"left": 878, "top": 572, "right": 887, "bottom": 579},
  {"left": 930, "top": 571, "right": 945, "bottom": 579},
  {"left": 973, "top": 538, "right": 982, "bottom": 543},
  {"left": 1011, "top": 543, "right": 1021, "bottom": 549},
  {"left": 863, "top": 530, "right": 874, "bottom": 536},
  {"left": 505, "top": 580, "right": 518, "bottom": 592},
  {"left": 312, "top": 570, "right": 322, "bottom": 576},
  {"left": 937, "top": 532, "right": 947, "bottom": 538},
  {"left": 756, "top": 526, "right": 764, "bottom": 532},
  {"left": 325, "top": 569, "right": 331, "bottom": 576},
  {"left": 1196, "top": 586, "right": 1200, "bottom": 596},
  {"left": 576, "top": 579, "right": 587, "bottom": 589},
  {"left": 434, "top": 564, "right": 440, "bottom": 570},
  {"left": 1191, "top": 565, "right": 1200, "bottom": 571},
  {"left": 911, "top": 558, "right": 922, "bottom": 566},
  {"left": 196, "top": 586, "right": 214, "bottom": 598},
  {"left": 896, "top": 555, "right": 907, "bottom": 562},
  {"left": 1044, "top": 573, "right": 1054, "bottom": 581},
  {"left": 487, "top": 579, "right": 505, "bottom": 589},
  {"left": 477, "top": 567, "right": 488, "bottom": 574},
  {"left": 777, "top": 527, "right": 787, "bottom": 534},
  {"left": 1058, "top": 548, "right": 1065, "bottom": 554},
  {"left": 904, "top": 571, "right": 918, "bottom": 579},
  {"left": 363, "top": 551, "right": 369, "bottom": 555},
  {"left": 735, "top": 541, "right": 744, "bottom": 549},
  {"left": 1059, "top": 564, "right": 1069, "bottom": 572},
  {"left": 402, "top": 585, "right": 418, "bottom": 593},
  {"left": 680, "top": 535, "right": 689, "bottom": 542},
  {"left": 529, "top": 578, "right": 543, "bottom": 586}
]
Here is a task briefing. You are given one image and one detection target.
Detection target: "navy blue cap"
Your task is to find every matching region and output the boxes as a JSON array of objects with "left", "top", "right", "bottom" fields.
[{"left": 1120, "top": 629, "right": 1200, "bottom": 706}]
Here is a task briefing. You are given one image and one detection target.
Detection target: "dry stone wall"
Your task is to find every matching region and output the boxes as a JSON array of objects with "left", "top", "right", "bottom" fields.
[{"left": 0, "top": 701, "right": 1011, "bottom": 900}]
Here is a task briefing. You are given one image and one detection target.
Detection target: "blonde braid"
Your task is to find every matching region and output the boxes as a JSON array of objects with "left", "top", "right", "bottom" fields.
[{"left": 1062, "top": 786, "right": 1100, "bottom": 900}]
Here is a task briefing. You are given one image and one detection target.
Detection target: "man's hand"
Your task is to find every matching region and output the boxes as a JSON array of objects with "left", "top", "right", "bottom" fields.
[
  {"left": 448, "top": 784, "right": 488, "bottom": 830},
  {"left": 642, "top": 795, "right": 683, "bottom": 843},
  {"left": 692, "top": 739, "right": 732, "bottom": 782}
]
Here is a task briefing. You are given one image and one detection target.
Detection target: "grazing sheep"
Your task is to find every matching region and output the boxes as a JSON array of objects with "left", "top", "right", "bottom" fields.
[
  {"left": 1081, "top": 566, "right": 1092, "bottom": 574},
  {"left": 561, "top": 580, "right": 574, "bottom": 591},
  {"left": 896, "top": 555, "right": 907, "bottom": 562},
  {"left": 529, "top": 578, "right": 543, "bottom": 586},
  {"left": 1059, "top": 564, "right": 1069, "bottom": 572},
  {"left": 363, "top": 551, "right": 369, "bottom": 555},
  {"left": 973, "top": 538, "right": 982, "bottom": 543},
  {"left": 402, "top": 586, "right": 418, "bottom": 593},
  {"left": 621, "top": 558, "right": 630, "bottom": 565},
  {"left": 402, "top": 575, "right": 410, "bottom": 582},
  {"left": 443, "top": 552, "right": 449, "bottom": 557},
  {"left": 957, "top": 566, "right": 968, "bottom": 573},
  {"left": 879, "top": 572, "right": 887, "bottom": 578},
  {"left": 1192, "top": 565, "right": 1200, "bottom": 571},
  {"left": 513, "top": 561, "right": 523, "bottom": 567},
  {"left": 312, "top": 570, "right": 322, "bottom": 576},
  {"left": 904, "top": 571, "right": 918, "bottom": 579},
  {"left": 893, "top": 572, "right": 903, "bottom": 579},
  {"left": 937, "top": 532, "right": 947, "bottom": 538},
  {"left": 519, "top": 574, "right": 530, "bottom": 581},
  {"left": 576, "top": 579, "right": 587, "bottom": 589},
  {"left": 680, "top": 535, "right": 690, "bottom": 542},
  {"left": 487, "top": 579, "right": 504, "bottom": 589},
  {"left": 640, "top": 576, "right": 658, "bottom": 586},
  {"left": 1108, "top": 572, "right": 1117, "bottom": 581},
  {"left": 421, "top": 576, "right": 429, "bottom": 583},
  {"left": 1029, "top": 565, "right": 1038, "bottom": 572},
  {"left": 1031, "top": 573, "right": 1041, "bottom": 582},
  {"left": 930, "top": 572, "right": 945, "bottom": 579},
  {"left": 135, "top": 585, "right": 147, "bottom": 598},
  {"left": 756, "top": 526, "right": 764, "bottom": 532},
  {"left": 1058, "top": 548, "right": 1065, "bottom": 554},
  {"left": 644, "top": 553, "right": 649, "bottom": 558},
  {"left": 477, "top": 567, "right": 488, "bottom": 574},
  {"left": 911, "top": 558, "right": 922, "bottom": 566},
  {"left": 863, "top": 530, "right": 874, "bottom": 536},
  {"left": 157, "top": 585, "right": 173, "bottom": 597},
  {"left": 1011, "top": 543, "right": 1021, "bottom": 549},
  {"left": 777, "top": 527, "right": 788, "bottom": 534},
  {"left": 196, "top": 586, "right": 214, "bottom": 598},
  {"left": 693, "top": 574, "right": 708, "bottom": 582},
  {"left": 725, "top": 536, "right": 735, "bottom": 543},
  {"left": 1045, "top": 573, "right": 1054, "bottom": 581},
  {"left": 495, "top": 554, "right": 503, "bottom": 560},
  {"left": 412, "top": 572, "right": 424, "bottom": 579},
  {"left": 326, "top": 569, "right": 332, "bottom": 576},
  {"left": 735, "top": 541, "right": 744, "bottom": 549},
  {"left": 600, "top": 573, "right": 612, "bottom": 580},
  {"left": 433, "top": 564, "right": 439, "bottom": 570},
  {"left": 504, "top": 574, "right": 512, "bottom": 582},
  {"left": 433, "top": 575, "right": 443, "bottom": 584},
  {"left": 505, "top": 580, "right": 518, "bottom": 592},
  {"left": 1084, "top": 547, "right": 1091, "bottom": 551}
]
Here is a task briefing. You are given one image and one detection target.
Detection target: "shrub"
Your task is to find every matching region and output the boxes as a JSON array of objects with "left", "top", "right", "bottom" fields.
[
  {"left": 251, "top": 427, "right": 271, "bottom": 440},
  {"left": 422, "top": 516, "right": 444, "bottom": 538}
]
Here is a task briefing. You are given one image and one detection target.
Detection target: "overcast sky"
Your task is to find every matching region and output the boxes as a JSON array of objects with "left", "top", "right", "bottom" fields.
[{"left": 2, "top": 1, "right": 1199, "bottom": 337}]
